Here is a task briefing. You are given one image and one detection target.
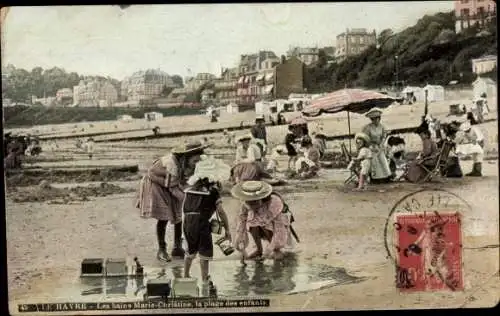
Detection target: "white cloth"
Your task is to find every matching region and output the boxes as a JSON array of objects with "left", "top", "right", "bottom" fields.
[
  {"left": 186, "top": 155, "right": 231, "bottom": 185},
  {"left": 456, "top": 143, "right": 484, "bottom": 163}
]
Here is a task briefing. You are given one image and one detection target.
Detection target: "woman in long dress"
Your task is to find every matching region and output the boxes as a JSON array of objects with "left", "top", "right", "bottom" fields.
[
  {"left": 361, "top": 108, "right": 392, "bottom": 183},
  {"left": 136, "top": 141, "right": 207, "bottom": 262}
]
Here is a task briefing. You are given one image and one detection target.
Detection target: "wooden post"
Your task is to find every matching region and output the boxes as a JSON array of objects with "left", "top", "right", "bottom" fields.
[
  {"left": 424, "top": 89, "right": 429, "bottom": 117},
  {"left": 347, "top": 112, "right": 352, "bottom": 154}
]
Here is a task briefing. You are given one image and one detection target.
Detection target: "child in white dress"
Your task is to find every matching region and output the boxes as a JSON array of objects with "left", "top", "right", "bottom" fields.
[{"left": 348, "top": 132, "right": 373, "bottom": 190}]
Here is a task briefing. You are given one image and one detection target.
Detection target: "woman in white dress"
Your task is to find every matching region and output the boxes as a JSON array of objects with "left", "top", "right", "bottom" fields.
[{"left": 361, "top": 108, "right": 392, "bottom": 183}]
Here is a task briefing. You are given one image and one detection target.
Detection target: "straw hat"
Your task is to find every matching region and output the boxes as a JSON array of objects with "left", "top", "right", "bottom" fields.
[
  {"left": 365, "top": 107, "right": 383, "bottom": 119},
  {"left": 255, "top": 114, "right": 265, "bottom": 121},
  {"left": 172, "top": 140, "right": 208, "bottom": 154},
  {"left": 354, "top": 132, "right": 370, "bottom": 144},
  {"left": 187, "top": 155, "right": 231, "bottom": 186},
  {"left": 460, "top": 120, "right": 471, "bottom": 132},
  {"left": 231, "top": 180, "right": 273, "bottom": 202},
  {"left": 236, "top": 134, "right": 252, "bottom": 143}
]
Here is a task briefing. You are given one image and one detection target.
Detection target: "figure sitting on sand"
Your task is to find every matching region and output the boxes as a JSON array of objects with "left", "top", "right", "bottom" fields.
[
  {"left": 455, "top": 120, "right": 485, "bottom": 177},
  {"left": 234, "top": 134, "right": 265, "bottom": 170},
  {"left": 294, "top": 136, "right": 321, "bottom": 179},
  {"left": 404, "top": 125, "right": 440, "bottom": 183},
  {"left": 232, "top": 181, "right": 296, "bottom": 261},
  {"left": 84, "top": 137, "right": 95, "bottom": 160}
]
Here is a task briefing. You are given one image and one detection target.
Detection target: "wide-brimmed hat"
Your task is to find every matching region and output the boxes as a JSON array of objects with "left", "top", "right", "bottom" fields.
[
  {"left": 255, "top": 114, "right": 265, "bottom": 121},
  {"left": 236, "top": 134, "right": 252, "bottom": 143},
  {"left": 187, "top": 155, "right": 231, "bottom": 186},
  {"left": 365, "top": 107, "right": 383, "bottom": 119},
  {"left": 172, "top": 140, "right": 209, "bottom": 154},
  {"left": 289, "top": 117, "right": 308, "bottom": 126},
  {"left": 231, "top": 180, "right": 273, "bottom": 202},
  {"left": 460, "top": 120, "right": 472, "bottom": 132},
  {"left": 354, "top": 132, "right": 370, "bottom": 144}
]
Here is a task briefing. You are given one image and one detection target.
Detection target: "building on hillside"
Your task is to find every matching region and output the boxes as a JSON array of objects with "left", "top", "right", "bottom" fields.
[
  {"left": 237, "top": 51, "right": 280, "bottom": 105},
  {"left": 121, "top": 69, "right": 177, "bottom": 102},
  {"left": 237, "top": 55, "right": 304, "bottom": 104},
  {"left": 335, "top": 28, "right": 377, "bottom": 61},
  {"left": 56, "top": 88, "right": 73, "bottom": 104},
  {"left": 471, "top": 55, "right": 497, "bottom": 74},
  {"left": 274, "top": 56, "right": 305, "bottom": 99},
  {"left": 98, "top": 82, "right": 119, "bottom": 106},
  {"left": 286, "top": 47, "right": 320, "bottom": 66},
  {"left": 184, "top": 73, "right": 217, "bottom": 92},
  {"left": 214, "top": 67, "right": 239, "bottom": 105},
  {"left": 455, "top": 0, "right": 496, "bottom": 33},
  {"left": 472, "top": 76, "right": 497, "bottom": 98},
  {"left": 73, "top": 78, "right": 118, "bottom": 107}
]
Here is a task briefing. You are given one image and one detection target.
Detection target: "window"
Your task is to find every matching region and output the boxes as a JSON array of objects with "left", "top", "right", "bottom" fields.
[
  {"left": 351, "top": 37, "right": 355, "bottom": 43},
  {"left": 360, "top": 37, "right": 364, "bottom": 44},
  {"left": 478, "top": 6, "right": 485, "bottom": 16},
  {"left": 460, "top": 0, "right": 469, "bottom": 3},
  {"left": 461, "top": 8, "right": 470, "bottom": 16}
]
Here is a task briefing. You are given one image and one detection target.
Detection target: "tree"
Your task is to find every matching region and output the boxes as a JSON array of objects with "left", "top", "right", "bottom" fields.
[
  {"left": 171, "top": 75, "right": 184, "bottom": 87},
  {"left": 377, "top": 28, "right": 394, "bottom": 47}
]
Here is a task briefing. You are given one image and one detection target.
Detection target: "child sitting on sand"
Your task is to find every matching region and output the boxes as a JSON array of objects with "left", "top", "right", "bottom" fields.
[{"left": 348, "top": 132, "right": 372, "bottom": 191}]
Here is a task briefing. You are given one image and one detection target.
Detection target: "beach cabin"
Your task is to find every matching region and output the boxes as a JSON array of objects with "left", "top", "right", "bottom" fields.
[
  {"left": 117, "top": 114, "right": 133, "bottom": 122},
  {"left": 144, "top": 112, "right": 163, "bottom": 121},
  {"left": 472, "top": 77, "right": 497, "bottom": 99},
  {"left": 226, "top": 102, "right": 240, "bottom": 114},
  {"left": 402, "top": 86, "right": 423, "bottom": 103},
  {"left": 423, "top": 85, "right": 445, "bottom": 103}
]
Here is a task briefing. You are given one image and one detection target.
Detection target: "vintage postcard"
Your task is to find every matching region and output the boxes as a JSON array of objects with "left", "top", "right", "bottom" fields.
[{"left": 2, "top": 2, "right": 498, "bottom": 314}]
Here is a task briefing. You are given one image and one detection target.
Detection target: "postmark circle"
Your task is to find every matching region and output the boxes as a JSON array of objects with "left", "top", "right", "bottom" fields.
[{"left": 384, "top": 188, "right": 472, "bottom": 263}]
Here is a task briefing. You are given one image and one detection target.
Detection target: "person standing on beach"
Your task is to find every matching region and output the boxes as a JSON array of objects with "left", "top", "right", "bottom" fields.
[
  {"left": 361, "top": 108, "right": 392, "bottom": 183},
  {"left": 136, "top": 141, "right": 208, "bottom": 262},
  {"left": 84, "top": 137, "right": 95, "bottom": 159},
  {"left": 251, "top": 114, "right": 268, "bottom": 148},
  {"left": 182, "top": 156, "right": 231, "bottom": 286}
]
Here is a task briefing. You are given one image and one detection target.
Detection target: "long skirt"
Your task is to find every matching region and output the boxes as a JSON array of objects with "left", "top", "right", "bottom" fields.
[
  {"left": 370, "top": 149, "right": 392, "bottom": 180},
  {"left": 136, "top": 175, "right": 183, "bottom": 223}
]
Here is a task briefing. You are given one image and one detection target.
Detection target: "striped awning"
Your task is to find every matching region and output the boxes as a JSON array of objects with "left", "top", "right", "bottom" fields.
[
  {"left": 238, "top": 77, "right": 245, "bottom": 84},
  {"left": 256, "top": 74, "right": 265, "bottom": 81},
  {"left": 265, "top": 73, "right": 274, "bottom": 81}
]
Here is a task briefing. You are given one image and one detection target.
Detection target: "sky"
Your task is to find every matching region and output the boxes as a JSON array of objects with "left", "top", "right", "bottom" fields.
[{"left": 2, "top": 2, "right": 454, "bottom": 80}]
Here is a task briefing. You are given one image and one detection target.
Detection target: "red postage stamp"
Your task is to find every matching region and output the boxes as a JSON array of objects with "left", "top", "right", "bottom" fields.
[{"left": 394, "top": 211, "right": 463, "bottom": 292}]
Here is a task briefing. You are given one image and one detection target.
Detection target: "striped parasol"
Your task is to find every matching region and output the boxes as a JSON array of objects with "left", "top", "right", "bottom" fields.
[
  {"left": 302, "top": 89, "right": 398, "bottom": 153},
  {"left": 302, "top": 88, "right": 398, "bottom": 117}
]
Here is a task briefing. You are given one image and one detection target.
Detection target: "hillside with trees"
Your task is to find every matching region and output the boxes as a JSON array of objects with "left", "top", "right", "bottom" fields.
[{"left": 304, "top": 11, "right": 497, "bottom": 93}]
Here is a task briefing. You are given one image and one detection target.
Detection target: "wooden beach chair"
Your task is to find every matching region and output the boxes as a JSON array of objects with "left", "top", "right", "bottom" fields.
[
  {"left": 400, "top": 140, "right": 453, "bottom": 183},
  {"left": 341, "top": 143, "right": 360, "bottom": 185}
]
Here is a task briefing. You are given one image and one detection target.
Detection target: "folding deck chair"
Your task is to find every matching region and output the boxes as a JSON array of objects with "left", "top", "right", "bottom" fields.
[
  {"left": 342, "top": 143, "right": 360, "bottom": 185},
  {"left": 398, "top": 140, "right": 454, "bottom": 183}
]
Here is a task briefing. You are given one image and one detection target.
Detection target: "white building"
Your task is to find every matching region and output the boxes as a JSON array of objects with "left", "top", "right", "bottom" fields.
[
  {"left": 226, "top": 102, "right": 240, "bottom": 114},
  {"left": 144, "top": 112, "right": 164, "bottom": 121},
  {"left": 471, "top": 55, "right": 497, "bottom": 74},
  {"left": 472, "top": 76, "right": 497, "bottom": 99},
  {"left": 423, "top": 84, "right": 445, "bottom": 103}
]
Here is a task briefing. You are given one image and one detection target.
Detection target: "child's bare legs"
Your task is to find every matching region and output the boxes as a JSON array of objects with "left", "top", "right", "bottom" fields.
[
  {"left": 200, "top": 259, "right": 209, "bottom": 282},
  {"left": 183, "top": 254, "right": 194, "bottom": 278}
]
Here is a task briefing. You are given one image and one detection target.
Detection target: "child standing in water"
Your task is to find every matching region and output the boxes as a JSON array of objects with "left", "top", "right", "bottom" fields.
[
  {"left": 182, "top": 156, "right": 231, "bottom": 285},
  {"left": 348, "top": 132, "right": 372, "bottom": 191}
]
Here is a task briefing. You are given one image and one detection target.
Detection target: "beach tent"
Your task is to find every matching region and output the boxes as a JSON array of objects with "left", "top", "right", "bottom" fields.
[
  {"left": 144, "top": 112, "right": 163, "bottom": 121},
  {"left": 472, "top": 77, "right": 497, "bottom": 99},
  {"left": 226, "top": 102, "right": 240, "bottom": 114},
  {"left": 423, "top": 85, "right": 445, "bottom": 103},
  {"left": 402, "top": 86, "right": 424, "bottom": 102}
]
